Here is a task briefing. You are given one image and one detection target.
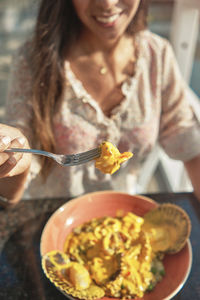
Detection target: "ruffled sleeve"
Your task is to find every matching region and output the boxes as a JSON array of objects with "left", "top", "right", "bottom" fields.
[
  {"left": 159, "top": 40, "right": 200, "bottom": 161},
  {"left": 4, "top": 44, "right": 41, "bottom": 182},
  {"left": 5, "top": 43, "right": 35, "bottom": 144}
]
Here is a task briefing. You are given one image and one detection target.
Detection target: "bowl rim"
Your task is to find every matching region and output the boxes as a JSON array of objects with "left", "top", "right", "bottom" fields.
[
  {"left": 40, "top": 191, "right": 157, "bottom": 255},
  {"left": 40, "top": 190, "right": 193, "bottom": 300},
  {"left": 163, "top": 239, "right": 192, "bottom": 300}
]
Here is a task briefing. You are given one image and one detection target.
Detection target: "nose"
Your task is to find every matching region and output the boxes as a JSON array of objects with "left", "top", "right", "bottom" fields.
[{"left": 95, "top": 0, "right": 119, "bottom": 9}]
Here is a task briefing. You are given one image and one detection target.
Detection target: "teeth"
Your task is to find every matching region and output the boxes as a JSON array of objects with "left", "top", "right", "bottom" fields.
[{"left": 96, "top": 14, "right": 119, "bottom": 24}]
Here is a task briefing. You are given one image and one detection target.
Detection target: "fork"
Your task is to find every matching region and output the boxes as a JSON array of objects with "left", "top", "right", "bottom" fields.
[{"left": 4, "top": 147, "right": 101, "bottom": 166}]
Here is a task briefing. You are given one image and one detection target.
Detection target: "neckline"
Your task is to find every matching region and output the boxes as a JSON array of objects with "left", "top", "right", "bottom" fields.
[{"left": 64, "top": 30, "right": 145, "bottom": 120}]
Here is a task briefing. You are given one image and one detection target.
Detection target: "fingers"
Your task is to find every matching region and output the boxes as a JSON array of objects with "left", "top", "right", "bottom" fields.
[
  {"left": 0, "top": 136, "right": 26, "bottom": 178},
  {"left": 0, "top": 136, "right": 11, "bottom": 150},
  {"left": 0, "top": 136, "right": 11, "bottom": 165}
]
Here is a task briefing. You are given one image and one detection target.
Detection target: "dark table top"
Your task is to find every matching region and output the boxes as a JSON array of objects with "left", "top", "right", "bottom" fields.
[{"left": 0, "top": 192, "right": 200, "bottom": 300}]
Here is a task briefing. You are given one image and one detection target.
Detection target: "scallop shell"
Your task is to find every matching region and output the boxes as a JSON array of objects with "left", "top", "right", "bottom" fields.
[
  {"left": 42, "top": 250, "right": 105, "bottom": 300},
  {"left": 143, "top": 203, "right": 191, "bottom": 254}
]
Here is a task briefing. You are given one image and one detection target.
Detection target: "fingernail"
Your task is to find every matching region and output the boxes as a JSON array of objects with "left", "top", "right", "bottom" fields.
[
  {"left": 1, "top": 136, "right": 11, "bottom": 145},
  {"left": 17, "top": 137, "right": 26, "bottom": 145}
]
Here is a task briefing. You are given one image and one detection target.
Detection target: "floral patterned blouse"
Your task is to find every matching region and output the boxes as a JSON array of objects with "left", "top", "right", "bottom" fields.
[{"left": 5, "top": 30, "right": 200, "bottom": 199}]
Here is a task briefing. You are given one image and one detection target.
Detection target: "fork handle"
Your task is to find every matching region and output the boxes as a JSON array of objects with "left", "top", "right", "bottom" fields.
[{"left": 4, "top": 148, "right": 54, "bottom": 159}]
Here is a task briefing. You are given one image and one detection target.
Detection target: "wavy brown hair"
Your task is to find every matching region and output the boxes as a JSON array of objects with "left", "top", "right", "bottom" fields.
[{"left": 31, "top": 0, "right": 149, "bottom": 177}]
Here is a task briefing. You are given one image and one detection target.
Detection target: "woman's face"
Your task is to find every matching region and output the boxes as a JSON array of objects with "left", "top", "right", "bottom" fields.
[{"left": 72, "top": 0, "right": 141, "bottom": 44}]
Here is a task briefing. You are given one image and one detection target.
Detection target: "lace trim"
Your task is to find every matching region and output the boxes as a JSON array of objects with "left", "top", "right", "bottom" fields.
[{"left": 64, "top": 31, "right": 145, "bottom": 120}]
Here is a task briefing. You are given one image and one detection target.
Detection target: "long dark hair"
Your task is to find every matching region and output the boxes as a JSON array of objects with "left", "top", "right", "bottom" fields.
[{"left": 30, "top": 0, "right": 149, "bottom": 177}]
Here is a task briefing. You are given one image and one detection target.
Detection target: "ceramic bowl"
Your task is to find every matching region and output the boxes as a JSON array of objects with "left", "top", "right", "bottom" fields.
[{"left": 40, "top": 191, "right": 192, "bottom": 300}]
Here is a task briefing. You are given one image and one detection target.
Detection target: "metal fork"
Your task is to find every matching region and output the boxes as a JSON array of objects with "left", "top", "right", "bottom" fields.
[{"left": 5, "top": 147, "right": 101, "bottom": 166}]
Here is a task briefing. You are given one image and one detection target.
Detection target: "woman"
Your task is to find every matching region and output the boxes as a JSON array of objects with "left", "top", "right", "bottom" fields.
[{"left": 0, "top": 0, "right": 200, "bottom": 206}]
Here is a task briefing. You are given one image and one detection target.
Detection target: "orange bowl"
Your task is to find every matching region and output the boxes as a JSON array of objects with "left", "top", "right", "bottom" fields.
[{"left": 40, "top": 191, "right": 192, "bottom": 300}]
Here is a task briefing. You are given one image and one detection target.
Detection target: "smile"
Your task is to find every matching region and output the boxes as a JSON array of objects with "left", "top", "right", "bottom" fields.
[{"left": 95, "top": 13, "right": 121, "bottom": 25}]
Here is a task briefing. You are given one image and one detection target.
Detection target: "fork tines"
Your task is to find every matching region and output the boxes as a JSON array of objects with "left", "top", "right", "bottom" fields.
[
  {"left": 64, "top": 147, "right": 101, "bottom": 166},
  {"left": 77, "top": 147, "right": 101, "bottom": 162}
]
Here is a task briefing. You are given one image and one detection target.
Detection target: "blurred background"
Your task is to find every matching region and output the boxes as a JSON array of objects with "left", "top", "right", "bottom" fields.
[{"left": 0, "top": 0, "right": 199, "bottom": 194}]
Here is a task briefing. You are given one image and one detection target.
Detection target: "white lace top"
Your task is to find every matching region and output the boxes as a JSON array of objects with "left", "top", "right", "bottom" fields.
[{"left": 5, "top": 30, "right": 200, "bottom": 199}]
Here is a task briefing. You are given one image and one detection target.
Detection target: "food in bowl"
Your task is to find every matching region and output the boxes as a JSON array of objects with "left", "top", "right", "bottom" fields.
[
  {"left": 95, "top": 141, "right": 133, "bottom": 174},
  {"left": 42, "top": 203, "right": 191, "bottom": 300}
]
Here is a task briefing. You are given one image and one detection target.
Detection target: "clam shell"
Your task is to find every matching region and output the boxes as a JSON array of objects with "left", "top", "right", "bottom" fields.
[
  {"left": 143, "top": 203, "right": 191, "bottom": 254},
  {"left": 42, "top": 250, "right": 105, "bottom": 300}
]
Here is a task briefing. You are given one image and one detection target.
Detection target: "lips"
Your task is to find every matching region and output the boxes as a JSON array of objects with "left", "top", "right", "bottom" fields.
[{"left": 95, "top": 13, "right": 120, "bottom": 24}]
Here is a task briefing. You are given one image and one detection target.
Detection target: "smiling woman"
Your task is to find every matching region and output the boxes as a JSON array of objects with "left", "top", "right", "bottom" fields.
[
  {"left": 71, "top": 0, "right": 141, "bottom": 43},
  {"left": 0, "top": 0, "right": 200, "bottom": 204}
]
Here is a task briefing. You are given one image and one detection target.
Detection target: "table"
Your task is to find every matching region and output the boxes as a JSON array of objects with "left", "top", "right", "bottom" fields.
[{"left": 0, "top": 192, "right": 200, "bottom": 300}]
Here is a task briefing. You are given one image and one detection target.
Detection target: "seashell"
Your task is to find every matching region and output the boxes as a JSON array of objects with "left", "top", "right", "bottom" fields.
[
  {"left": 42, "top": 250, "right": 105, "bottom": 299},
  {"left": 143, "top": 203, "right": 191, "bottom": 254}
]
